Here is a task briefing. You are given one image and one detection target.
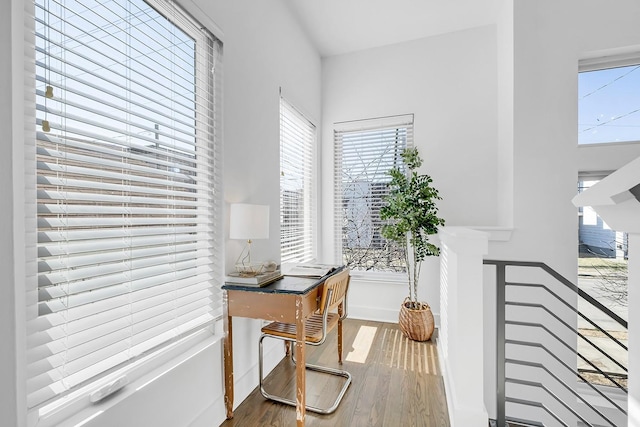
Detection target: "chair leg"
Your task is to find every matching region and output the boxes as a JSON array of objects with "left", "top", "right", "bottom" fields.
[
  {"left": 338, "top": 304, "right": 344, "bottom": 364},
  {"left": 259, "top": 334, "right": 352, "bottom": 415},
  {"left": 338, "top": 320, "right": 343, "bottom": 364}
]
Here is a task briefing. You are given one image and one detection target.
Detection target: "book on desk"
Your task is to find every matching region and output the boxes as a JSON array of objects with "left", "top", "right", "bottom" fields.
[
  {"left": 224, "top": 270, "right": 284, "bottom": 287},
  {"left": 283, "top": 263, "right": 341, "bottom": 278}
]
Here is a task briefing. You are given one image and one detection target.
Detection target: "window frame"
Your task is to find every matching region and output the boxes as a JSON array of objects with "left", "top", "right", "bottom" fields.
[
  {"left": 578, "top": 53, "right": 640, "bottom": 146},
  {"left": 279, "top": 96, "right": 317, "bottom": 265},
  {"left": 26, "top": 0, "right": 224, "bottom": 423},
  {"left": 333, "top": 114, "right": 414, "bottom": 274},
  {"left": 576, "top": 172, "right": 628, "bottom": 389}
]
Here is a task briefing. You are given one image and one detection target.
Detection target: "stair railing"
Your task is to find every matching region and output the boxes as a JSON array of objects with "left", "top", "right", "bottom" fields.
[{"left": 484, "top": 260, "right": 628, "bottom": 427}]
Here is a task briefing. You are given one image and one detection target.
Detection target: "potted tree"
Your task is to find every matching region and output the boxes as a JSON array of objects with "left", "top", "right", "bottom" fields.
[{"left": 380, "top": 147, "right": 445, "bottom": 341}]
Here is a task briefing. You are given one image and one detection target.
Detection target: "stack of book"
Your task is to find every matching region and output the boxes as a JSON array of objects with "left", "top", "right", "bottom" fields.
[{"left": 224, "top": 270, "right": 283, "bottom": 287}]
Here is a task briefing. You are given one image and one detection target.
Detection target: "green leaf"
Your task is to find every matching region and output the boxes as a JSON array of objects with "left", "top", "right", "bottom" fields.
[{"left": 380, "top": 147, "right": 446, "bottom": 301}]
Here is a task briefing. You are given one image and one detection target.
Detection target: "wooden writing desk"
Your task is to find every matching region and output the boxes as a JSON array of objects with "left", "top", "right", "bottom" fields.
[{"left": 222, "top": 268, "right": 343, "bottom": 427}]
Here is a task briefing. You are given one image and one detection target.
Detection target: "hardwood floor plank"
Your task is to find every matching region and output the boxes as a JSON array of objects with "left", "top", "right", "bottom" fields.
[{"left": 219, "top": 319, "right": 450, "bottom": 427}]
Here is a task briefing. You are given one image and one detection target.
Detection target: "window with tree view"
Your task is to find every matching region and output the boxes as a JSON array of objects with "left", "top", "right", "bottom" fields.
[
  {"left": 577, "top": 177, "right": 628, "bottom": 388},
  {"left": 577, "top": 58, "right": 634, "bottom": 386},
  {"left": 334, "top": 115, "right": 413, "bottom": 272}
]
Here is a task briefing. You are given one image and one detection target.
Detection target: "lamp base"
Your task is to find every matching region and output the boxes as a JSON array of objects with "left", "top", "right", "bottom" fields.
[{"left": 234, "top": 262, "right": 264, "bottom": 277}]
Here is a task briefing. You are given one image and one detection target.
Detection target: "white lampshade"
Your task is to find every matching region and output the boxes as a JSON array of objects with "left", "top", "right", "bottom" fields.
[{"left": 229, "top": 203, "right": 270, "bottom": 240}]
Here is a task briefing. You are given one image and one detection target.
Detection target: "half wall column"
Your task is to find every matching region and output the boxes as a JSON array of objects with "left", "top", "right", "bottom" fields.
[{"left": 438, "top": 227, "right": 489, "bottom": 427}]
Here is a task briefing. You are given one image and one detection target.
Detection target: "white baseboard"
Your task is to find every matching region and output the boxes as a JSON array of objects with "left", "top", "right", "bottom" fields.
[
  {"left": 349, "top": 305, "right": 399, "bottom": 323},
  {"left": 437, "top": 337, "right": 487, "bottom": 427},
  {"left": 188, "top": 398, "right": 226, "bottom": 427},
  {"left": 349, "top": 305, "right": 440, "bottom": 327},
  {"left": 191, "top": 337, "right": 285, "bottom": 427},
  {"left": 437, "top": 337, "right": 457, "bottom": 427}
]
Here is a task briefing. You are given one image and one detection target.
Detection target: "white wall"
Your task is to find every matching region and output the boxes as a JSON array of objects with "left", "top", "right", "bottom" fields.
[
  {"left": 483, "top": 0, "right": 640, "bottom": 421},
  {"left": 579, "top": 142, "right": 640, "bottom": 173},
  {"left": 2, "top": 1, "right": 322, "bottom": 426},
  {"left": 321, "top": 25, "right": 499, "bottom": 323},
  {"left": 212, "top": 0, "right": 322, "bottom": 269},
  {"left": 491, "top": 0, "right": 640, "bottom": 279}
]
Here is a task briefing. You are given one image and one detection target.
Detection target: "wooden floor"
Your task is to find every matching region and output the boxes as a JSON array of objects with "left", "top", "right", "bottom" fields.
[{"left": 220, "top": 319, "right": 450, "bottom": 427}]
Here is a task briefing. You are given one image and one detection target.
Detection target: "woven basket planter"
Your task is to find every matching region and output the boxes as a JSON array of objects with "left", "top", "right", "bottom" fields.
[{"left": 398, "top": 299, "right": 435, "bottom": 342}]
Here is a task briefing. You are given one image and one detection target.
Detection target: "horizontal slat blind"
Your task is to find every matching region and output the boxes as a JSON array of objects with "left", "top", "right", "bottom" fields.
[
  {"left": 29, "top": 0, "right": 223, "bottom": 409},
  {"left": 333, "top": 115, "right": 413, "bottom": 272},
  {"left": 280, "top": 97, "right": 315, "bottom": 264}
]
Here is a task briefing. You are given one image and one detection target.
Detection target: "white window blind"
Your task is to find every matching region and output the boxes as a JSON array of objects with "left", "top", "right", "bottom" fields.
[
  {"left": 333, "top": 114, "right": 413, "bottom": 272},
  {"left": 280, "top": 97, "right": 315, "bottom": 264},
  {"left": 29, "top": 0, "right": 223, "bottom": 410}
]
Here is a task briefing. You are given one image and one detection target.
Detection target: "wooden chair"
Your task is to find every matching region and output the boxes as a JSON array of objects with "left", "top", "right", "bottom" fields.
[{"left": 258, "top": 268, "right": 352, "bottom": 414}]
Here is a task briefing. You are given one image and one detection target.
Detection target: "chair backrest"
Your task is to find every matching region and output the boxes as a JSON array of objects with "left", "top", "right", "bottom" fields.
[{"left": 318, "top": 268, "right": 350, "bottom": 315}]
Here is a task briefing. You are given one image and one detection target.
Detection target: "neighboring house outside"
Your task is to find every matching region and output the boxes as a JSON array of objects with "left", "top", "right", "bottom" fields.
[
  {"left": 578, "top": 180, "right": 629, "bottom": 259},
  {"left": 578, "top": 209, "right": 628, "bottom": 259}
]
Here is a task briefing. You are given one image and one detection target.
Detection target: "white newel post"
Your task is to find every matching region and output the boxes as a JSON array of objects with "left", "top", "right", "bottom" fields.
[{"left": 438, "top": 227, "right": 489, "bottom": 427}]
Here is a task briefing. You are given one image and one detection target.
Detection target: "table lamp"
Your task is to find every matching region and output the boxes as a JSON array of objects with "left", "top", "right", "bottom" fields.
[{"left": 229, "top": 203, "right": 269, "bottom": 276}]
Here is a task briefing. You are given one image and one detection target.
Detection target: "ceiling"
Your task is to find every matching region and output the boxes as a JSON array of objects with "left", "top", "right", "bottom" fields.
[{"left": 284, "top": 0, "right": 500, "bottom": 57}]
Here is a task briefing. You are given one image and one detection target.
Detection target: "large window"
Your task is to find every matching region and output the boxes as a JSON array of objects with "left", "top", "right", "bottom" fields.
[
  {"left": 30, "top": 0, "right": 222, "bottom": 417},
  {"left": 334, "top": 114, "right": 413, "bottom": 272},
  {"left": 578, "top": 57, "right": 640, "bottom": 144},
  {"left": 280, "top": 97, "right": 316, "bottom": 264},
  {"left": 577, "top": 176, "right": 628, "bottom": 387}
]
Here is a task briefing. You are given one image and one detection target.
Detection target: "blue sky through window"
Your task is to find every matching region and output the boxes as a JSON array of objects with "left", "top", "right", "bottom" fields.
[{"left": 578, "top": 64, "right": 640, "bottom": 144}]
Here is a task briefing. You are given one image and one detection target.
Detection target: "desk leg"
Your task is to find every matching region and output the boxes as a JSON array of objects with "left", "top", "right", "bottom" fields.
[
  {"left": 223, "top": 291, "right": 234, "bottom": 419},
  {"left": 295, "top": 296, "right": 306, "bottom": 427}
]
